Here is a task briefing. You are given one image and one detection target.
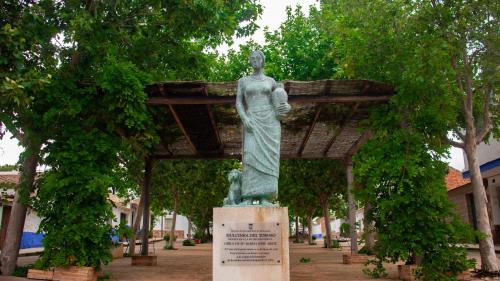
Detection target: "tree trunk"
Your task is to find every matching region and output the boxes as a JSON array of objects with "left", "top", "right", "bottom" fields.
[
  {"left": 363, "top": 202, "right": 375, "bottom": 252},
  {"left": 294, "top": 215, "right": 299, "bottom": 243},
  {"left": 129, "top": 182, "right": 145, "bottom": 256},
  {"left": 169, "top": 211, "right": 177, "bottom": 248},
  {"left": 160, "top": 215, "right": 164, "bottom": 239},
  {"left": 346, "top": 163, "right": 358, "bottom": 254},
  {"left": 301, "top": 219, "right": 306, "bottom": 241},
  {"left": 168, "top": 185, "right": 178, "bottom": 248},
  {"left": 465, "top": 139, "right": 498, "bottom": 271},
  {"left": 140, "top": 157, "right": 152, "bottom": 256},
  {"left": 187, "top": 217, "right": 192, "bottom": 241},
  {"left": 1, "top": 145, "right": 37, "bottom": 276},
  {"left": 307, "top": 215, "right": 313, "bottom": 245},
  {"left": 322, "top": 201, "right": 332, "bottom": 248}
]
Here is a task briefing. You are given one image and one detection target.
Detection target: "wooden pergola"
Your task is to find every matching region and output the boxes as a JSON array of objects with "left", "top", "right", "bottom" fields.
[{"left": 138, "top": 79, "right": 394, "bottom": 257}]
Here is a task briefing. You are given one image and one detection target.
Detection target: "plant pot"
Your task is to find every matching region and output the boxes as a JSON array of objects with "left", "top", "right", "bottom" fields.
[
  {"left": 27, "top": 269, "right": 54, "bottom": 280},
  {"left": 111, "top": 244, "right": 124, "bottom": 259},
  {"left": 131, "top": 255, "right": 158, "bottom": 266},
  {"left": 398, "top": 264, "right": 419, "bottom": 281},
  {"left": 193, "top": 238, "right": 201, "bottom": 244},
  {"left": 53, "top": 266, "right": 97, "bottom": 281},
  {"left": 342, "top": 254, "right": 372, "bottom": 264}
]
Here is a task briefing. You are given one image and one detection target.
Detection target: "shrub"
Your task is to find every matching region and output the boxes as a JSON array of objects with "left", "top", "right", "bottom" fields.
[
  {"left": 163, "top": 235, "right": 177, "bottom": 242},
  {"left": 12, "top": 264, "right": 33, "bottom": 277},
  {"left": 193, "top": 232, "right": 210, "bottom": 243},
  {"left": 358, "top": 246, "right": 374, "bottom": 256},
  {"left": 182, "top": 239, "right": 195, "bottom": 246},
  {"left": 163, "top": 244, "right": 176, "bottom": 250},
  {"left": 323, "top": 239, "right": 340, "bottom": 248},
  {"left": 299, "top": 257, "right": 311, "bottom": 264}
]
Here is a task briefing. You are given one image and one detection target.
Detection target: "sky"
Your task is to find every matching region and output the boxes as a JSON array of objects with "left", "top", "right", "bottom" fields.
[{"left": 0, "top": 0, "right": 466, "bottom": 170}]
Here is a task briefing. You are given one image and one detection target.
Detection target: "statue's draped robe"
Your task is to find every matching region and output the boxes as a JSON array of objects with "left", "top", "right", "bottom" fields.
[{"left": 239, "top": 77, "right": 280, "bottom": 199}]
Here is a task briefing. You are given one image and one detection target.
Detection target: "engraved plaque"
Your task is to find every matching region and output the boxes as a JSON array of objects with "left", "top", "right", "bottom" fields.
[{"left": 220, "top": 222, "right": 282, "bottom": 265}]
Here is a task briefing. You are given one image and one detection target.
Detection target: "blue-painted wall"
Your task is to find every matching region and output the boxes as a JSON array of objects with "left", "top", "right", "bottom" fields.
[{"left": 20, "top": 232, "right": 44, "bottom": 249}]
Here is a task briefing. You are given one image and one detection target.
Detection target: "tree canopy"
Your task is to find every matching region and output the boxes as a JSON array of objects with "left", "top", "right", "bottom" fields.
[{"left": 0, "top": 0, "right": 262, "bottom": 268}]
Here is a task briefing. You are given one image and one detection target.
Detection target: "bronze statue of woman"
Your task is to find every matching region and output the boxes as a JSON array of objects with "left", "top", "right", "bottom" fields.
[{"left": 235, "top": 50, "right": 291, "bottom": 206}]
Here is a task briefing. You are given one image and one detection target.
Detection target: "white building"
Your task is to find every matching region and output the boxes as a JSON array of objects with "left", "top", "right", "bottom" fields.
[{"left": 0, "top": 171, "right": 190, "bottom": 248}]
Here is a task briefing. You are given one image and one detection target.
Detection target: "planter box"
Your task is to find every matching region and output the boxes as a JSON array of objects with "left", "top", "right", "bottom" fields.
[
  {"left": 27, "top": 269, "right": 54, "bottom": 280},
  {"left": 111, "top": 244, "right": 124, "bottom": 259},
  {"left": 398, "top": 264, "right": 419, "bottom": 281},
  {"left": 131, "top": 255, "right": 157, "bottom": 266},
  {"left": 193, "top": 239, "right": 201, "bottom": 244},
  {"left": 53, "top": 266, "right": 97, "bottom": 281},
  {"left": 342, "top": 254, "right": 372, "bottom": 264}
]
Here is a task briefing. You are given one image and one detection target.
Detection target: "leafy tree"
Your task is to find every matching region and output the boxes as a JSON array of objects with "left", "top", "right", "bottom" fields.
[
  {"left": 211, "top": 5, "right": 338, "bottom": 82},
  {"left": 320, "top": 0, "right": 491, "bottom": 276},
  {"left": 279, "top": 159, "right": 346, "bottom": 248},
  {"left": 0, "top": 0, "right": 263, "bottom": 270},
  {"left": 0, "top": 164, "right": 16, "bottom": 171},
  {"left": 0, "top": 1, "right": 55, "bottom": 274},
  {"left": 354, "top": 129, "right": 475, "bottom": 280},
  {"left": 151, "top": 160, "right": 239, "bottom": 244}
]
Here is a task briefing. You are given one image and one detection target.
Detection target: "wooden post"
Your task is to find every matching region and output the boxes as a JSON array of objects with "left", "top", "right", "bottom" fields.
[
  {"left": 141, "top": 157, "right": 152, "bottom": 256},
  {"left": 346, "top": 161, "right": 358, "bottom": 254}
]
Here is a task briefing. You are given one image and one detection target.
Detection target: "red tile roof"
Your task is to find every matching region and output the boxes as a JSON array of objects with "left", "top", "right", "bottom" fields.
[
  {"left": 0, "top": 173, "right": 20, "bottom": 185},
  {"left": 446, "top": 167, "right": 470, "bottom": 191}
]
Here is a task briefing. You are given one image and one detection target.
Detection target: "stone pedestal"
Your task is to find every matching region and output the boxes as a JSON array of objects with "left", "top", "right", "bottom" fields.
[{"left": 213, "top": 207, "right": 290, "bottom": 281}]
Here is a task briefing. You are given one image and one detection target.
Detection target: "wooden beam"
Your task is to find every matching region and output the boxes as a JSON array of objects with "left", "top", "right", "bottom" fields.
[
  {"left": 322, "top": 103, "right": 360, "bottom": 156},
  {"left": 152, "top": 153, "right": 346, "bottom": 160},
  {"left": 168, "top": 104, "right": 198, "bottom": 154},
  {"left": 147, "top": 95, "right": 392, "bottom": 105},
  {"left": 297, "top": 105, "right": 323, "bottom": 156},
  {"left": 344, "top": 130, "right": 373, "bottom": 163},
  {"left": 152, "top": 153, "right": 241, "bottom": 160},
  {"left": 202, "top": 86, "right": 223, "bottom": 151}
]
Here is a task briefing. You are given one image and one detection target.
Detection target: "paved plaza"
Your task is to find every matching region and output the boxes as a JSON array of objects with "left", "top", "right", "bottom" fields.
[
  {"left": 104, "top": 241, "right": 402, "bottom": 281},
  {"left": 2, "top": 240, "right": 498, "bottom": 281}
]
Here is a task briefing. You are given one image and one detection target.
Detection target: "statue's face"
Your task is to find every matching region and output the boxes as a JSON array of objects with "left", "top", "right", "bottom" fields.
[{"left": 249, "top": 52, "right": 263, "bottom": 69}]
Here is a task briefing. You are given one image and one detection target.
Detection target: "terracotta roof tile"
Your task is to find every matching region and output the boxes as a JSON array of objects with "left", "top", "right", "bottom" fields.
[
  {"left": 446, "top": 167, "right": 470, "bottom": 191},
  {"left": 0, "top": 174, "right": 20, "bottom": 185}
]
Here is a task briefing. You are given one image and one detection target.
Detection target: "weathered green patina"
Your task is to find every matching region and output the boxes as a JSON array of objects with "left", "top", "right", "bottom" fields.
[{"left": 224, "top": 50, "right": 291, "bottom": 207}]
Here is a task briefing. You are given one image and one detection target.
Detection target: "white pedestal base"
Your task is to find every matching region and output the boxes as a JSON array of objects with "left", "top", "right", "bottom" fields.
[{"left": 213, "top": 207, "right": 290, "bottom": 281}]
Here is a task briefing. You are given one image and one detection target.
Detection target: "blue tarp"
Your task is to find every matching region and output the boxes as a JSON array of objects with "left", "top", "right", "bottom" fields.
[{"left": 20, "top": 232, "right": 44, "bottom": 249}]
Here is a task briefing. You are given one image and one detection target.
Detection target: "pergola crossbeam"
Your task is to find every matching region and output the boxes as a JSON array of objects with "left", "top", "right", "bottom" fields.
[
  {"left": 344, "top": 130, "right": 372, "bottom": 163},
  {"left": 203, "top": 86, "right": 223, "bottom": 150},
  {"left": 148, "top": 95, "right": 391, "bottom": 105},
  {"left": 297, "top": 105, "right": 323, "bottom": 156},
  {"left": 322, "top": 102, "right": 360, "bottom": 156},
  {"left": 168, "top": 105, "right": 198, "bottom": 154}
]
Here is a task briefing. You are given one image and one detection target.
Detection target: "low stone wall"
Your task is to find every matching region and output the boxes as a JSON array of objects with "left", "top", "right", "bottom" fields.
[{"left": 151, "top": 230, "right": 184, "bottom": 239}]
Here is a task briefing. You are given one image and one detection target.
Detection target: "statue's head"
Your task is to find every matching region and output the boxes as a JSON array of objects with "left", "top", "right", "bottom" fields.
[
  {"left": 249, "top": 50, "right": 265, "bottom": 69},
  {"left": 228, "top": 169, "right": 242, "bottom": 183}
]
